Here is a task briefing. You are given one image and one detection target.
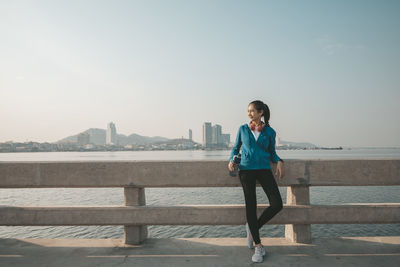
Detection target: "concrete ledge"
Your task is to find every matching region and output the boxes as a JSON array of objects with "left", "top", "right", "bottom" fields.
[
  {"left": 1, "top": 204, "right": 399, "bottom": 225},
  {"left": 0, "top": 236, "right": 399, "bottom": 266},
  {"left": 1, "top": 160, "right": 399, "bottom": 187}
]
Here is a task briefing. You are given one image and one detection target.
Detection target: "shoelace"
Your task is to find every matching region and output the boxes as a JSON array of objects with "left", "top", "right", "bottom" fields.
[{"left": 255, "top": 246, "right": 264, "bottom": 255}]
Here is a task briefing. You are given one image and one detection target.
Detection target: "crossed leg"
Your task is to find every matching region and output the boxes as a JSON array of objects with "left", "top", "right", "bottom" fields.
[{"left": 239, "top": 169, "right": 283, "bottom": 245}]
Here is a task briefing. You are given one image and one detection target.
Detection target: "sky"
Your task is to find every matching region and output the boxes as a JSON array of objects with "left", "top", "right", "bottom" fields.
[{"left": 0, "top": 0, "right": 399, "bottom": 147}]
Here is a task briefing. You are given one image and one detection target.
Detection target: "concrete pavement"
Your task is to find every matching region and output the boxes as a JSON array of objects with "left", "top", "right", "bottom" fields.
[{"left": 0, "top": 236, "right": 399, "bottom": 266}]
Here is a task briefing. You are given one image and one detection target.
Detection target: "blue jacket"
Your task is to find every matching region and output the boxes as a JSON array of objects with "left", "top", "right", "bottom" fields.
[{"left": 229, "top": 123, "right": 281, "bottom": 170}]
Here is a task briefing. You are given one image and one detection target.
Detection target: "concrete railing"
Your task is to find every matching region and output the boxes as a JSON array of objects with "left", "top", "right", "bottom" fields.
[{"left": 0, "top": 159, "right": 399, "bottom": 244}]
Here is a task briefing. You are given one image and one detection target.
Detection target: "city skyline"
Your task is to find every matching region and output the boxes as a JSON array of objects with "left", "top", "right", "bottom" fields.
[
  {"left": 2, "top": 119, "right": 324, "bottom": 150},
  {"left": 0, "top": 119, "right": 341, "bottom": 151},
  {"left": 1, "top": 1, "right": 399, "bottom": 147}
]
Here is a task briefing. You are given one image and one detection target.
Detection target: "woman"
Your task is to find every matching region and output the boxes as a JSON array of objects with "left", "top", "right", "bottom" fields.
[{"left": 228, "top": 100, "right": 285, "bottom": 263}]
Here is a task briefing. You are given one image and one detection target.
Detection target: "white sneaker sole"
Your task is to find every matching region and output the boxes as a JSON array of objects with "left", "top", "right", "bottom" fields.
[{"left": 252, "top": 255, "right": 263, "bottom": 263}]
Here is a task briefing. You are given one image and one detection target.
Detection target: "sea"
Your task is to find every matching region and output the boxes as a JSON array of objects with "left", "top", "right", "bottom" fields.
[{"left": 1, "top": 148, "right": 399, "bottom": 239}]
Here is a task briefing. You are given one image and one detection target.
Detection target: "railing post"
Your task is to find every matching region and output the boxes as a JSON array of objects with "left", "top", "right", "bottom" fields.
[
  {"left": 285, "top": 185, "right": 311, "bottom": 243},
  {"left": 124, "top": 187, "right": 147, "bottom": 244}
]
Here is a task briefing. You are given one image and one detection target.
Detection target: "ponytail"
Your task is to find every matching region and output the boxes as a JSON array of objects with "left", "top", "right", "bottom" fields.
[{"left": 262, "top": 103, "right": 270, "bottom": 127}]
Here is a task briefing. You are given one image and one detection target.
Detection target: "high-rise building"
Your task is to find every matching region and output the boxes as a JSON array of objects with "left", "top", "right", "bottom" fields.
[
  {"left": 106, "top": 122, "right": 117, "bottom": 145},
  {"left": 212, "top": 124, "right": 222, "bottom": 145},
  {"left": 202, "top": 122, "right": 212, "bottom": 148},
  {"left": 221, "top": 133, "right": 230, "bottom": 146},
  {"left": 189, "top": 129, "right": 192, "bottom": 141}
]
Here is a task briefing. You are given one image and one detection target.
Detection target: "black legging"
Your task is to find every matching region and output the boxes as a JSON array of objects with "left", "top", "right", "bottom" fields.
[{"left": 239, "top": 169, "right": 283, "bottom": 245}]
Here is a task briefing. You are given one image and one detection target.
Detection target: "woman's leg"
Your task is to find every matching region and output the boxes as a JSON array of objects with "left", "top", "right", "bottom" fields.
[
  {"left": 239, "top": 170, "right": 262, "bottom": 245},
  {"left": 256, "top": 169, "right": 283, "bottom": 229}
]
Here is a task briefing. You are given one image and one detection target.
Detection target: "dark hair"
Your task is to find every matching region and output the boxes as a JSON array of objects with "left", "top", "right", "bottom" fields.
[{"left": 249, "top": 100, "right": 270, "bottom": 127}]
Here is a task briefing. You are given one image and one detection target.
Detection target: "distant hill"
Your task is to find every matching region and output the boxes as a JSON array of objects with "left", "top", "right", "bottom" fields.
[
  {"left": 56, "top": 128, "right": 170, "bottom": 145},
  {"left": 278, "top": 138, "right": 317, "bottom": 148}
]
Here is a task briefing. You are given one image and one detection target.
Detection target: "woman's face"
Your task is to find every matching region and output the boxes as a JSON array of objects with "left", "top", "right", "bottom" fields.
[{"left": 248, "top": 104, "right": 263, "bottom": 123}]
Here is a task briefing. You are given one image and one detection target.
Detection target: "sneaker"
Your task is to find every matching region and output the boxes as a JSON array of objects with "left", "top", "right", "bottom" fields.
[
  {"left": 245, "top": 222, "right": 254, "bottom": 249},
  {"left": 260, "top": 245, "right": 266, "bottom": 256},
  {"left": 251, "top": 245, "right": 265, "bottom": 263}
]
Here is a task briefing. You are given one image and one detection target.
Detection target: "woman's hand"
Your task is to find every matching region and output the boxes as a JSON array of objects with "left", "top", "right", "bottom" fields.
[
  {"left": 275, "top": 161, "right": 285, "bottom": 179},
  {"left": 228, "top": 161, "right": 235, "bottom": 172}
]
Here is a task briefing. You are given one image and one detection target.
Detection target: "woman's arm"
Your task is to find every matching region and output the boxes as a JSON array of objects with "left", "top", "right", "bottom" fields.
[
  {"left": 268, "top": 130, "right": 282, "bottom": 164},
  {"left": 229, "top": 126, "right": 242, "bottom": 162}
]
